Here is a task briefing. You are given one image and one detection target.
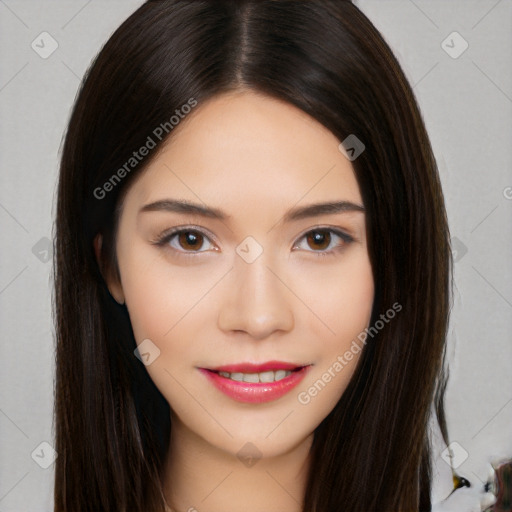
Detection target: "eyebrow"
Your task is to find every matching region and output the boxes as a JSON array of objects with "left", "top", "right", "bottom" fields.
[{"left": 139, "top": 198, "right": 365, "bottom": 222}]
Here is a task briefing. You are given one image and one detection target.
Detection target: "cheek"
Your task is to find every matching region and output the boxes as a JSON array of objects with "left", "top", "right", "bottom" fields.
[
  {"left": 118, "top": 251, "right": 217, "bottom": 402},
  {"left": 120, "top": 246, "right": 222, "bottom": 343},
  {"left": 294, "top": 250, "right": 374, "bottom": 343},
  {"left": 294, "top": 251, "right": 374, "bottom": 408},
  {"left": 332, "top": 254, "right": 375, "bottom": 340},
  {"left": 118, "top": 247, "right": 231, "bottom": 405}
]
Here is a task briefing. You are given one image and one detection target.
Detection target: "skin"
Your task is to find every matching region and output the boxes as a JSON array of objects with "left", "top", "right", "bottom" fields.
[{"left": 95, "top": 90, "right": 374, "bottom": 512}]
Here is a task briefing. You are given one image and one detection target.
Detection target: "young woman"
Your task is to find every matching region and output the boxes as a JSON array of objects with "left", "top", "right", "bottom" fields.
[{"left": 52, "top": 1, "right": 497, "bottom": 510}]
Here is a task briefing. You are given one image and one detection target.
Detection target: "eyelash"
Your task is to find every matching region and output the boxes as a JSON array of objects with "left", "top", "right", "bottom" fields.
[{"left": 151, "top": 225, "right": 354, "bottom": 258}]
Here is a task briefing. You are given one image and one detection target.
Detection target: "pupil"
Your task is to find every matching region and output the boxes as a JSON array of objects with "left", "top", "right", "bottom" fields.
[
  {"left": 179, "top": 231, "right": 202, "bottom": 250},
  {"left": 308, "top": 230, "right": 330, "bottom": 250}
]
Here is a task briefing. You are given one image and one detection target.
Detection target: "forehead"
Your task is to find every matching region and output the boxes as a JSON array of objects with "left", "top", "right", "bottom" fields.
[{"left": 123, "top": 90, "right": 362, "bottom": 214}]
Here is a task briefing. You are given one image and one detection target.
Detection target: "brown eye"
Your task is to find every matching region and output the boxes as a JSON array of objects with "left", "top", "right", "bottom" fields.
[
  {"left": 154, "top": 227, "right": 217, "bottom": 254},
  {"left": 177, "top": 231, "right": 204, "bottom": 251},
  {"left": 306, "top": 230, "right": 331, "bottom": 251},
  {"left": 293, "top": 227, "right": 354, "bottom": 256}
]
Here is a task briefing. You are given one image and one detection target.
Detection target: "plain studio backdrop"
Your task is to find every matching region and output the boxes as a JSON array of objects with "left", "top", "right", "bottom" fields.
[{"left": 0, "top": 1, "right": 511, "bottom": 510}]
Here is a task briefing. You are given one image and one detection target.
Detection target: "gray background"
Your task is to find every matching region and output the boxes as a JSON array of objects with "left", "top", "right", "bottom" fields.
[{"left": 0, "top": 1, "right": 511, "bottom": 510}]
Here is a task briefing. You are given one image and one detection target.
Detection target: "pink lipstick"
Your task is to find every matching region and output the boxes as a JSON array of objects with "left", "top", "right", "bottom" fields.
[{"left": 199, "top": 361, "right": 311, "bottom": 404}]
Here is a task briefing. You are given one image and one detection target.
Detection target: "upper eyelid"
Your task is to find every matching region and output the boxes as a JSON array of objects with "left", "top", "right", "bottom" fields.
[
  {"left": 293, "top": 226, "right": 352, "bottom": 243},
  {"left": 154, "top": 224, "right": 218, "bottom": 244}
]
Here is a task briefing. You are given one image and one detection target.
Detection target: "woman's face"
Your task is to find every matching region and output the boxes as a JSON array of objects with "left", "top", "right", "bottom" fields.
[{"left": 102, "top": 90, "right": 374, "bottom": 459}]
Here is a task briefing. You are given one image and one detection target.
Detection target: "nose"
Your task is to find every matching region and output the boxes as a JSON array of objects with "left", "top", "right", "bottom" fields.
[{"left": 217, "top": 251, "right": 294, "bottom": 339}]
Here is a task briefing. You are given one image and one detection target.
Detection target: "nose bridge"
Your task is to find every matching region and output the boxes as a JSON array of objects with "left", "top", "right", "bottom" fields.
[
  {"left": 217, "top": 243, "right": 294, "bottom": 337},
  {"left": 238, "top": 250, "right": 279, "bottom": 303}
]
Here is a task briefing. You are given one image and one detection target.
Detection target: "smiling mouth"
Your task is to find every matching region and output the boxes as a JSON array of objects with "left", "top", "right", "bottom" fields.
[{"left": 198, "top": 361, "right": 311, "bottom": 403}]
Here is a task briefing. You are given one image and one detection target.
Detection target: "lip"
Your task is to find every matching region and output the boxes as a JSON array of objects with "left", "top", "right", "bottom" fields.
[{"left": 199, "top": 362, "right": 311, "bottom": 404}]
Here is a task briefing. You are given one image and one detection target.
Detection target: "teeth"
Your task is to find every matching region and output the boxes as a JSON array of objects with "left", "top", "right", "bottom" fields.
[
  {"left": 275, "top": 370, "right": 287, "bottom": 381},
  {"left": 217, "top": 370, "right": 293, "bottom": 383},
  {"left": 259, "top": 371, "right": 275, "bottom": 383},
  {"left": 243, "top": 373, "right": 260, "bottom": 383}
]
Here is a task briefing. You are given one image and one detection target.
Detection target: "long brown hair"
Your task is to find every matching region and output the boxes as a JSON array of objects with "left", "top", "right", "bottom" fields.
[{"left": 53, "top": 1, "right": 452, "bottom": 510}]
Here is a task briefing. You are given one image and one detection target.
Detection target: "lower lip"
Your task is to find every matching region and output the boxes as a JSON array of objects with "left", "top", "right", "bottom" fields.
[{"left": 199, "top": 366, "right": 310, "bottom": 404}]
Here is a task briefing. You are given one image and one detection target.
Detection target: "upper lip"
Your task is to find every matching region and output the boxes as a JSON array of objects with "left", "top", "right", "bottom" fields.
[{"left": 205, "top": 361, "right": 307, "bottom": 373}]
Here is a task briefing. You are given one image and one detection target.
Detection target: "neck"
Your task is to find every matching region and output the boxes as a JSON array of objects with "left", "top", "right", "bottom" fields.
[{"left": 163, "top": 416, "right": 312, "bottom": 512}]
